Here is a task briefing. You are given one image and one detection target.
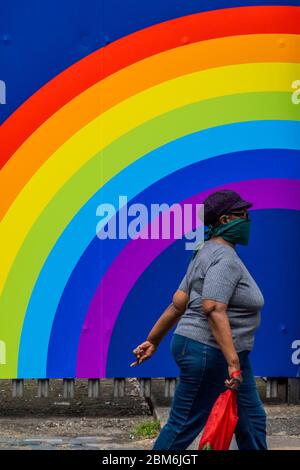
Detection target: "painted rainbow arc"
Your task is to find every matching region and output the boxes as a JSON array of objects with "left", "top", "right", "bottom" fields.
[{"left": 0, "top": 1, "right": 299, "bottom": 378}]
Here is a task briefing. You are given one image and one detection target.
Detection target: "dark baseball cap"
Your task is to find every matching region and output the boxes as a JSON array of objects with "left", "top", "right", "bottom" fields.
[{"left": 201, "top": 189, "right": 253, "bottom": 226}]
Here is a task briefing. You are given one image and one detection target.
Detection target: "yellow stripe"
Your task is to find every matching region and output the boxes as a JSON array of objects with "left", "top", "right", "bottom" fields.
[{"left": 1, "top": 62, "right": 299, "bottom": 293}]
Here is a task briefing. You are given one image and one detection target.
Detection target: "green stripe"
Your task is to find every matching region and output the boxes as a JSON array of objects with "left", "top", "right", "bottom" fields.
[{"left": 0, "top": 91, "right": 299, "bottom": 377}]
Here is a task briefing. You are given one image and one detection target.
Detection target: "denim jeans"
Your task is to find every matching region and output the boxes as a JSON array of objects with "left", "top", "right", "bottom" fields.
[{"left": 152, "top": 333, "right": 268, "bottom": 450}]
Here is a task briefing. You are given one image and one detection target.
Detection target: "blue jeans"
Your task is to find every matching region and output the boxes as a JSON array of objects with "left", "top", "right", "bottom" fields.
[{"left": 152, "top": 333, "right": 268, "bottom": 450}]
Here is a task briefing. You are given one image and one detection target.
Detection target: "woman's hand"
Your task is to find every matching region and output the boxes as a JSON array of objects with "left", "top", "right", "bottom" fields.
[
  {"left": 225, "top": 364, "right": 243, "bottom": 390},
  {"left": 130, "top": 292, "right": 188, "bottom": 368},
  {"left": 130, "top": 340, "right": 158, "bottom": 367}
]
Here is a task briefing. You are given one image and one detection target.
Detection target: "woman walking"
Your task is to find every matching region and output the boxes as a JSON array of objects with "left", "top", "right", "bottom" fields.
[{"left": 131, "top": 189, "right": 268, "bottom": 450}]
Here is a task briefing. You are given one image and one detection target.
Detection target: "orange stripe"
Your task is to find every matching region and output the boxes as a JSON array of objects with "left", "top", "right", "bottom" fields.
[
  {"left": 2, "top": 5, "right": 299, "bottom": 170},
  {"left": 1, "top": 33, "right": 300, "bottom": 220}
]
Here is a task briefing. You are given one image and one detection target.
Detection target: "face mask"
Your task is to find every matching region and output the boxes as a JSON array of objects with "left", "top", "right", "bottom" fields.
[{"left": 204, "top": 217, "right": 251, "bottom": 245}]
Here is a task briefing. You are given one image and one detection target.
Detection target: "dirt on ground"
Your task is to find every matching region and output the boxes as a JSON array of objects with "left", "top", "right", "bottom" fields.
[
  {"left": 0, "top": 378, "right": 153, "bottom": 442},
  {"left": 0, "top": 377, "right": 299, "bottom": 450}
]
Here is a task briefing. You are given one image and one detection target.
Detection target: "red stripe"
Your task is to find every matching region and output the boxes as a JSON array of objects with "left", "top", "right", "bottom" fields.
[{"left": 1, "top": 5, "right": 300, "bottom": 168}]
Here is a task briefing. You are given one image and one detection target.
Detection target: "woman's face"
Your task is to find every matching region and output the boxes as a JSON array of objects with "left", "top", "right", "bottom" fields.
[{"left": 218, "top": 208, "right": 249, "bottom": 225}]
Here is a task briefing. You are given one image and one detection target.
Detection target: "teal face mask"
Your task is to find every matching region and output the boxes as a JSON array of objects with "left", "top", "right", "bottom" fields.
[{"left": 204, "top": 217, "right": 252, "bottom": 245}]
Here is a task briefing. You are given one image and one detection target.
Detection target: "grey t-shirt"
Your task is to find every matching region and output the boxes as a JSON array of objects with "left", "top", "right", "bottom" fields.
[{"left": 173, "top": 239, "right": 265, "bottom": 352}]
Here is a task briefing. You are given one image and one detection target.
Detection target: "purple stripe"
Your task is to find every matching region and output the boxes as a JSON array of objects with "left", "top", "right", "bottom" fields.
[{"left": 76, "top": 179, "right": 300, "bottom": 377}]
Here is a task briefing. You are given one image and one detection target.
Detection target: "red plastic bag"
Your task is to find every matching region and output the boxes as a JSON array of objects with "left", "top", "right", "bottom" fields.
[{"left": 198, "top": 389, "right": 239, "bottom": 450}]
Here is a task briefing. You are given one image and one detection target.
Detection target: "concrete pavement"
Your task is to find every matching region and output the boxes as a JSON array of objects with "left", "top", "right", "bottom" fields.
[{"left": 149, "top": 381, "right": 300, "bottom": 450}]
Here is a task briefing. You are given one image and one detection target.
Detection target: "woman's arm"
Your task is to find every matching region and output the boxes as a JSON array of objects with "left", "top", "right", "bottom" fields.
[
  {"left": 146, "top": 289, "right": 189, "bottom": 346},
  {"left": 200, "top": 251, "right": 242, "bottom": 375},
  {"left": 202, "top": 299, "right": 240, "bottom": 368},
  {"left": 202, "top": 299, "right": 242, "bottom": 390},
  {"left": 130, "top": 289, "right": 188, "bottom": 366}
]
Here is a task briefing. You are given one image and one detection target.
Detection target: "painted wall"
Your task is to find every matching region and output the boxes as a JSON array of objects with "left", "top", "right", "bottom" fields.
[{"left": 0, "top": 1, "right": 299, "bottom": 378}]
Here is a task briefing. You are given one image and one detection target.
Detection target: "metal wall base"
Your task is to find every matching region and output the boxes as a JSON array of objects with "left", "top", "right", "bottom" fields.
[{"left": 4, "top": 378, "right": 300, "bottom": 403}]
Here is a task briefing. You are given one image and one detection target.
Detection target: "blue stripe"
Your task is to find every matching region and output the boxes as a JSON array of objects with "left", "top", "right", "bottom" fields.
[{"left": 17, "top": 120, "right": 300, "bottom": 377}]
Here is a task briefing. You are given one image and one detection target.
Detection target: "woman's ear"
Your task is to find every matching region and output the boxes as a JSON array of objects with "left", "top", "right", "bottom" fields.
[{"left": 219, "top": 215, "right": 228, "bottom": 225}]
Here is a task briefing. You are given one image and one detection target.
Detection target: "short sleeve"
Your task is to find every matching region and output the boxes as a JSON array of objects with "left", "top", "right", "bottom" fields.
[
  {"left": 201, "top": 252, "right": 242, "bottom": 304},
  {"left": 178, "top": 273, "right": 189, "bottom": 293}
]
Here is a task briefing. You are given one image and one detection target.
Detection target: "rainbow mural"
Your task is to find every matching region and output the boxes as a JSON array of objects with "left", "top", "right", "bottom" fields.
[{"left": 0, "top": 1, "right": 300, "bottom": 379}]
